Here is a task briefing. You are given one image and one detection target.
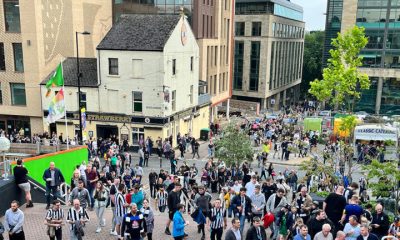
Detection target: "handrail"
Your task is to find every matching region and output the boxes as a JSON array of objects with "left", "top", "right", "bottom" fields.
[
  {"left": 28, "top": 179, "right": 67, "bottom": 205},
  {"left": 181, "top": 191, "right": 195, "bottom": 215}
]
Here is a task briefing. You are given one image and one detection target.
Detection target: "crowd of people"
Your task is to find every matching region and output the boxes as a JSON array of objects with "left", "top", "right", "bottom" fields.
[{"left": 0, "top": 108, "right": 399, "bottom": 240}]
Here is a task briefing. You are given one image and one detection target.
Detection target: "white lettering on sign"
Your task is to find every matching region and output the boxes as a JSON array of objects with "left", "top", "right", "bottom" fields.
[{"left": 355, "top": 128, "right": 396, "bottom": 134}]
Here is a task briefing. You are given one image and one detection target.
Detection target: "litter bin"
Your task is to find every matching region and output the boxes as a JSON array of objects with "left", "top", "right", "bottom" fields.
[{"left": 200, "top": 128, "right": 210, "bottom": 141}]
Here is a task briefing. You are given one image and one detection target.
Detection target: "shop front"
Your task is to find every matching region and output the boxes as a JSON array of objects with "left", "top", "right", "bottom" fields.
[{"left": 0, "top": 115, "right": 31, "bottom": 138}]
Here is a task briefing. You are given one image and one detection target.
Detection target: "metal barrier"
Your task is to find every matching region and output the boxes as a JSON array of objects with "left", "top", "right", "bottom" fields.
[
  {"left": 0, "top": 159, "right": 11, "bottom": 180},
  {"left": 181, "top": 191, "right": 195, "bottom": 215},
  {"left": 28, "top": 179, "right": 68, "bottom": 205}
]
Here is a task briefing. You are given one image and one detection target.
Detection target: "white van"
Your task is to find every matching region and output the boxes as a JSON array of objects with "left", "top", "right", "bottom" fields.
[{"left": 353, "top": 124, "right": 398, "bottom": 161}]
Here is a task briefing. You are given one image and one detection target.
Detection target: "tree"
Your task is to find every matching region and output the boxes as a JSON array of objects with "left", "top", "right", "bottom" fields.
[
  {"left": 338, "top": 115, "right": 358, "bottom": 181},
  {"left": 363, "top": 160, "right": 400, "bottom": 214},
  {"left": 301, "top": 31, "right": 324, "bottom": 95},
  {"left": 309, "top": 26, "right": 370, "bottom": 111},
  {"left": 214, "top": 122, "right": 254, "bottom": 167}
]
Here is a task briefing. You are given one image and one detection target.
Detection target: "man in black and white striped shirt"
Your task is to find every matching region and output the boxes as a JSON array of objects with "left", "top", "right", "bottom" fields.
[
  {"left": 66, "top": 199, "right": 89, "bottom": 240},
  {"left": 207, "top": 198, "right": 227, "bottom": 240},
  {"left": 155, "top": 186, "right": 168, "bottom": 212},
  {"left": 114, "top": 184, "right": 129, "bottom": 237},
  {"left": 44, "top": 200, "right": 64, "bottom": 240}
]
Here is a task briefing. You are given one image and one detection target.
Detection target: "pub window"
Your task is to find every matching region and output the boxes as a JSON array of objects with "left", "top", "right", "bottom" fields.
[
  {"left": 132, "top": 91, "right": 143, "bottom": 113},
  {"left": 108, "top": 58, "right": 118, "bottom": 75},
  {"left": 131, "top": 127, "right": 144, "bottom": 145},
  {"left": 10, "top": 83, "right": 26, "bottom": 105}
]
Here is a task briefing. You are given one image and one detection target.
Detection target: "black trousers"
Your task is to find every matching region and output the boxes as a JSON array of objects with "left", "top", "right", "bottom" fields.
[
  {"left": 211, "top": 228, "right": 223, "bottom": 240},
  {"left": 49, "top": 228, "right": 62, "bottom": 240},
  {"left": 9, "top": 231, "right": 25, "bottom": 240}
]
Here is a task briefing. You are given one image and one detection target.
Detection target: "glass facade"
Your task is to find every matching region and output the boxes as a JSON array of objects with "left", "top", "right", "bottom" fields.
[
  {"left": 233, "top": 41, "right": 244, "bottom": 90},
  {"left": 322, "top": 0, "right": 343, "bottom": 66},
  {"left": 273, "top": 3, "right": 303, "bottom": 21},
  {"left": 235, "top": 2, "right": 273, "bottom": 15},
  {"left": 113, "top": 0, "right": 193, "bottom": 23},
  {"left": 249, "top": 41, "right": 260, "bottom": 91}
]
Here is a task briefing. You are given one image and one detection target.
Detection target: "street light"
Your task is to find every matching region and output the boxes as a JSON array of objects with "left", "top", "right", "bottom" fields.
[{"left": 76, "top": 31, "right": 90, "bottom": 144}]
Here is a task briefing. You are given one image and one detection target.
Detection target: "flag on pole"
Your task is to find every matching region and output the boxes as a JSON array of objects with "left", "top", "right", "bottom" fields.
[
  {"left": 45, "top": 63, "right": 64, "bottom": 97},
  {"left": 47, "top": 88, "right": 65, "bottom": 124}
]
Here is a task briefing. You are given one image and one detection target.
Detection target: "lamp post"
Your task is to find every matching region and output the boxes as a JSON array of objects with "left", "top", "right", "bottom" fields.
[{"left": 76, "top": 31, "right": 90, "bottom": 144}]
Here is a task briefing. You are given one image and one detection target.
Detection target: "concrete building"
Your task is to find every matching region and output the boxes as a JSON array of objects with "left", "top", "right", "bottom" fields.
[
  {"left": 232, "top": 0, "right": 305, "bottom": 110},
  {"left": 41, "top": 15, "right": 210, "bottom": 147},
  {"left": 0, "top": 0, "right": 112, "bottom": 138},
  {"left": 323, "top": 0, "right": 400, "bottom": 115},
  {"left": 112, "top": 0, "right": 234, "bottom": 121}
]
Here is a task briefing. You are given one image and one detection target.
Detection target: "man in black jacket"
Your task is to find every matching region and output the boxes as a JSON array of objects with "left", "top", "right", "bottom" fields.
[
  {"left": 225, "top": 218, "right": 241, "bottom": 240},
  {"left": 165, "top": 182, "right": 181, "bottom": 235},
  {"left": 42, "top": 162, "right": 65, "bottom": 210},
  {"left": 370, "top": 204, "right": 389, "bottom": 240},
  {"left": 245, "top": 216, "right": 267, "bottom": 240},
  {"left": 307, "top": 210, "right": 335, "bottom": 239},
  {"left": 231, "top": 187, "right": 252, "bottom": 233},
  {"left": 356, "top": 224, "right": 379, "bottom": 240}
]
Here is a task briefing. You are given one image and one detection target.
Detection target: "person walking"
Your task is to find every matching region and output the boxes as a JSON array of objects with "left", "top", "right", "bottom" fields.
[
  {"left": 208, "top": 198, "right": 227, "bottom": 240},
  {"left": 173, "top": 204, "right": 189, "bottom": 240},
  {"left": 68, "top": 180, "right": 90, "bottom": 209},
  {"left": 114, "top": 184, "right": 129, "bottom": 237},
  {"left": 245, "top": 216, "right": 267, "bottom": 240},
  {"left": 231, "top": 187, "right": 252, "bottom": 233},
  {"left": 44, "top": 200, "right": 64, "bottom": 240},
  {"left": 13, "top": 159, "right": 33, "bottom": 208},
  {"left": 93, "top": 182, "right": 108, "bottom": 233},
  {"left": 140, "top": 199, "right": 154, "bottom": 240},
  {"left": 225, "top": 218, "right": 242, "bottom": 240},
  {"left": 194, "top": 185, "right": 212, "bottom": 240},
  {"left": 84, "top": 163, "right": 99, "bottom": 210},
  {"left": 4, "top": 200, "right": 25, "bottom": 240},
  {"left": 119, "top": 203, "right": 147, "bottom": 240},
  {"left": 109, "top": 178, "right": 120, "bottom": 236},
  {"left": 66, "top": 199, "right": 90, "bottom": 240},
  {"left": 43, "top": 162, "right": 65, "bottom": 210},
  {"left": 165, "top": 183, "right": 182, "bottom": 235},
  {"left": 155, "top": 185, "right": 168, "bottom": 212},
  {"left": 192, "top": 140, "right": 200, "bottom": 159}
]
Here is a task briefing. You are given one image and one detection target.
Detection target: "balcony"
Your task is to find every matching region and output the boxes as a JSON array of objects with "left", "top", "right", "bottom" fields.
[{"left": 198, "top": 93, "right": 211, "bottom": 105}]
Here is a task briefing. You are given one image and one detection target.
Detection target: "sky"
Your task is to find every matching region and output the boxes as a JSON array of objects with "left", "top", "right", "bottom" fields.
[{"left": 290, "top": 0, "right": 328, "bottom": 31}]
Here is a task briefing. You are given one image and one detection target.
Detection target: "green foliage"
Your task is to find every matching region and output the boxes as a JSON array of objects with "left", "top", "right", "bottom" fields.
[
  {"left": 309, "top": 26, "right": 370, "bottom": 111},
  {"left": 316, "top": 191, "right": 330, "bottom": 198},
  {"left": 339, "top": 115, "right": 358, "bottom": 134},
  {"left": 362, "top": 160, "right": 400, "bottom": 210},
  {"left": 301, "top": 31, "right": 324, "bottom": 95},
  {"left": 214, "top": 122, "right": 254, "bottom": 167},
  {"left": 299, "top": 156, "right": 338, "bottom": 192}
]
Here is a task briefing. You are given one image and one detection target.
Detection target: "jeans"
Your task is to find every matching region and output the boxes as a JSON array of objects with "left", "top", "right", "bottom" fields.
[
  {"left": 87, "top": 185, "right": 95, "bottom": 208},
  {"left": 228, "top": 206, "right": 234, "bottom": 218},
  {"left": 46, "top": 186, "right": 61, "bottom": 206},
  {"left": 208, "top": 148, "right": 214, "bottom": 157},
  {"left": 111, "top": 206, "right": 116, "bottom": 231},
  {"left": 94, "top": 204, "right": 106, "bottom": 228},
  {"left": 239, "top": 214, "right": 246, "bottom": 233},
  {"left": 210, "top": 227, "right": 223, "bottom": 240}
]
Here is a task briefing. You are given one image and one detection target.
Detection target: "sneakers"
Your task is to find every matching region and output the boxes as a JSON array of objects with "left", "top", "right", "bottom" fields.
[
  {"left": 96, "top": 227, "right": 101, "bottom": 233},
  {"left": 26, "top": 201, "right": 34, "bottom": 208},
  {"left": 110, "top": 230, "right": 118, "bottom": 236},
  {"left": 165, "top": 228, "right": 171, "bottom": 235}
]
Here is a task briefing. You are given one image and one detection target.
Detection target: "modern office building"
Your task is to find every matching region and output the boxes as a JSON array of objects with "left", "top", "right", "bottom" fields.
[
  {"left": 322, "top": 0, "right": 343, "bottom": 67},
  {"left": 232, "top": 0, "right": 305, "bottom": 110},
  {"left": 112, "top": 0, "right": 234, "bottom": 120},
  {"left": 323, "top": 0, "right": 400, "bottom": 114},
  {"left": 0, "top": 0, "right": 112, "bottom": 138}
]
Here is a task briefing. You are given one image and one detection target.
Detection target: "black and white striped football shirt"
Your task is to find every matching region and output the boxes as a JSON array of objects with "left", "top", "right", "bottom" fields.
[
  {"left": 66, "top": 207, "right": 90, "bottom": 230},
  {"left": 115, "top": 192, "right": 127, "bottom": 217},
  {"left": 156, "top": 191, "right": 168, "bottom": 207},
  {"left": 209, "top": 207, "right": 226, "bottom": 229},
  {"left": 45, "top": 208, "right": 64, "bottom": 221}
]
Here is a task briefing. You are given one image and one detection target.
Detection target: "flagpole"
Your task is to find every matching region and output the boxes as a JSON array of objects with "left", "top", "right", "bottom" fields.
[{"left": 61, "top": 60, "right": 69, "bottom": 150}]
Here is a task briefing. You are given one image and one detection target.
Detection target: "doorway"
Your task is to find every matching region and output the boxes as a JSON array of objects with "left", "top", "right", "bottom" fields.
[{"left": 96, "top": 125, "right": 118, "bottom": 140}]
